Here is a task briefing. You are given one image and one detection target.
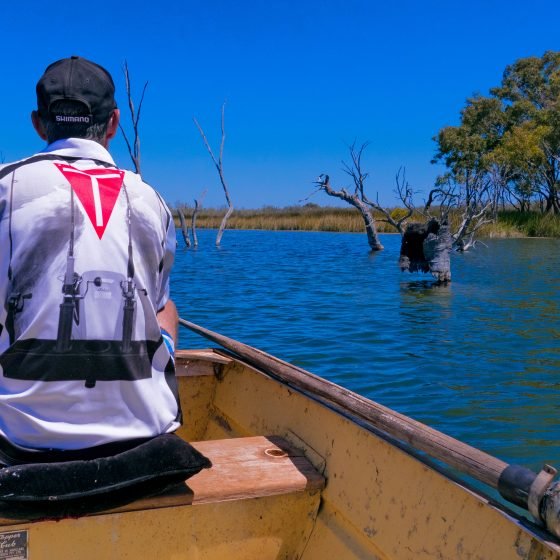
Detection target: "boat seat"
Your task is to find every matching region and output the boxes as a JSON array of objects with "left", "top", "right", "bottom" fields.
[
  {"left": 103, "top": 434, "right": 326, "bottom": 514},
  {"left": 0, "top": 435, "right": 325, "bottom": 523},
  {"left": 0, "top": 436, "right": 325, "bottom": 559}
]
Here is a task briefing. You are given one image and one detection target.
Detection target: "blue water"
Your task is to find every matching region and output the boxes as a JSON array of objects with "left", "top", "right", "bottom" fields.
[{"left": 172, "top": 229, "right": 560, "bottom": 474}]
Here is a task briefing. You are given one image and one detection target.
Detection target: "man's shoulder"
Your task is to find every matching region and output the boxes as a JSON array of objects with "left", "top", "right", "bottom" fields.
[
  {"left": 0, "top": 152, "right": 48, "bottom": 182},
  {"left": 121, "top": 170, "right": 166, "bottom": 200},
  {"left": 121, "top": 169, "right": 159, "bottom": 196}
]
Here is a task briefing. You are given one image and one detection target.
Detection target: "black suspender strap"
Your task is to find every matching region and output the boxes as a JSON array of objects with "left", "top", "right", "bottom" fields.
[{"left": 0, "top": 153, "right": 116, "bottom": 181}]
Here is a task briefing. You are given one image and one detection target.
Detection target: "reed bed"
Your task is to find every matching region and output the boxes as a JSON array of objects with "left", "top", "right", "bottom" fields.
[
  {"left": 172, "top": 205, "right": 560, "bottom": 238},
  {"left": 175, "top": 205, "right": 416, "bottom": 233},
  {"left": 492, "top": 211, "right": 560, "bottom": 238}
]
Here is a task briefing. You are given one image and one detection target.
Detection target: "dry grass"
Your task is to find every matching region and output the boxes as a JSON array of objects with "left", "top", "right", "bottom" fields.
[
  {"left": 174, "top": 205, "right": 422, "bottom": 233},
  {"left": 172, "top": 205, "right": 560, "bottom": 238}
]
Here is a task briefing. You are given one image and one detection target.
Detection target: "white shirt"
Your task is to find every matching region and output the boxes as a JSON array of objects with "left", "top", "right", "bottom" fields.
[{"left": 0, "top": 138, "right": 179, "bottom": 450}]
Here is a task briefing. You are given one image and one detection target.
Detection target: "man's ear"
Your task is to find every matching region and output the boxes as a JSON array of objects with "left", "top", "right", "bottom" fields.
[
  {"left": 106, "top": 109, "right": 120, "bottom": 142},
  {"left": 31, "top": 111, "right": 47, "bottom": 141}
]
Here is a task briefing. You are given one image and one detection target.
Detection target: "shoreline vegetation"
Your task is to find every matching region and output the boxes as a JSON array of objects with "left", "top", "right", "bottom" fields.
[{"left": 172, "top": 204, "right": 560, "bottom": 238}]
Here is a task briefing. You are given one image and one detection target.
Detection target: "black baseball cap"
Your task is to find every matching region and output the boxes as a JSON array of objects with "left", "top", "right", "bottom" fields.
[{"left": 36, "top": 56, "right": 117, "bottom": 123}]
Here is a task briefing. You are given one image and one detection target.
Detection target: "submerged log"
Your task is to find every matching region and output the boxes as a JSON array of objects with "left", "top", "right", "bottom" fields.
[
  {"left": 399, "top": 219, "right": 452, "bottom": 282},
  {"left": 177, "top": 208, "right": 191, "bottom": 248}
]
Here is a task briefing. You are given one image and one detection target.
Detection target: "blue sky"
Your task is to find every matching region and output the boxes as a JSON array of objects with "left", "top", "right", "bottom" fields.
[{"left": 1, "top": 0, "right": 559, "bottom": 208}]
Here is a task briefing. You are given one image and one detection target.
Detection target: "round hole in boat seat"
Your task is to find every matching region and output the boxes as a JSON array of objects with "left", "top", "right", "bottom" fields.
[{"left": 265, "top": 448, "right": 287, "bottom": 458}]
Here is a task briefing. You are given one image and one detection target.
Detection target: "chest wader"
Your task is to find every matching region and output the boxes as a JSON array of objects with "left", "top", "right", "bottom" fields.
[{"left": 0, "top": 156, "right": 162, "bottom": 387}]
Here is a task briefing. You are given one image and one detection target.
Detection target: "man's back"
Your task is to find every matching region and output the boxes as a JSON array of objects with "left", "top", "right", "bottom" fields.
[{"left": 0, "top": 137, "right": 179, "bottom": 452}]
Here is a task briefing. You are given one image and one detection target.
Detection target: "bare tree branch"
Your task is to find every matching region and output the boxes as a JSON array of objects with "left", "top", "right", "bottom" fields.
[
  {"left": 193, "top": 103, "right": 233, "bottom": 246},
  {"left": 177, "top": 207, "right": 191, "bottom": 248},
  {"left": 299, "top": 184, "right": 324, "bottom": 203},
  {"left": 192, "top": 189, "right": 207, "bottom": 248},
  {"left": 314, "top": 173, "right": 383, "bottom": 251},
  {"left": 119, "top": 61, "right": 148, "bottom": 176},
  {"left": 424, "top": 187, "right": 456, "bottom": 215},
  {"left": 425, "top": 173, "right": 498, "bottom": 252},
  {"left": 341, "top": 141, "right": 369, "bottom": 199},
  {"left": 361, "top": 168, "right": 414, "bottom": 235}
]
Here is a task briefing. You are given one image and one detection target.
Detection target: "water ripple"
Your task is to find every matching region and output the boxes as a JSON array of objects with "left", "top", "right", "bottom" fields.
[{"left": 173, "top": 230, "right": 560, "bottom": 471}]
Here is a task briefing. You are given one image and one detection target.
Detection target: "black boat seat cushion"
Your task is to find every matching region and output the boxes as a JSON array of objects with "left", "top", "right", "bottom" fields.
[{"left": 0, "top": 433, "right": 211, "bottom": 518}]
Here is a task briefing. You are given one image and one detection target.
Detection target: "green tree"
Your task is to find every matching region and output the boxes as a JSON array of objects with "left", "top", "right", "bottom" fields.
[
  {"left": 492, "top": 51, "right": 560, "bottom": 212},
  {"left": 434, "top": 51, "right": 560, "bottom": 214}
]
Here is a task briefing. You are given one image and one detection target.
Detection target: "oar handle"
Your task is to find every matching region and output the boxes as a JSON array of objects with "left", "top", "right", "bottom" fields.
[{"left": 179, "top": 318, "right": 560, "bottom": 537}]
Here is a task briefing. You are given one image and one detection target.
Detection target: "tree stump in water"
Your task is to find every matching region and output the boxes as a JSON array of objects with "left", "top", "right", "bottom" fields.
[{"left": 399, "top": 220, "right": 452, "bottom": 283}]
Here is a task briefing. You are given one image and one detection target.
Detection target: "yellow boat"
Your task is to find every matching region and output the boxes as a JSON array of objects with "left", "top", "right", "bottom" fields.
[{"left": 0, "top": 319, "right": 559, "bottom": 559}]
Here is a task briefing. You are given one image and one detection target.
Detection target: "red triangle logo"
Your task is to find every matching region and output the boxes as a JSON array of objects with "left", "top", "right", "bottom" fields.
[{"left": 55, "top": 164, "right": 125, "bottom": 239}]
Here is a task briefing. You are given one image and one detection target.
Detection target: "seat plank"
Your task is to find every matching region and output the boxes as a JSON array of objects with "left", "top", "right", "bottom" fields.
[{"left": 190, "top": 436, "right": 325, "bottom": 504}]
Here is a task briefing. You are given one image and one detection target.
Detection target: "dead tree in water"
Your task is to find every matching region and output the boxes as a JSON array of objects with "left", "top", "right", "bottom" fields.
[
  {"left": 193, "top": 103, "right": 233, "bottom": 247},
  {"left": 316, "top": 144, "right": 418, "bottom": 249},
  {"left": 398, "top": 174, "right": 493, "bottom": 281},
  {"left": 423, "top": 175, "right": 496, "bottom": 252},
  {"left": 316, "top": 142, "right": 384, "bottom": 251},
  {"left": 119, "top": 61, "right": 148, "bottom": 177},
  {"left": 315, "top": 174, "right": 383, "bottom": 250},
  {"left": 399, "top": 219, "right": 452, "bottom": 282},
  {"left": 177, "top": 208, "right": 191, "bottom": 248},
  {"left": 191, "top": 189, "right": 207, "bottom": 247}
]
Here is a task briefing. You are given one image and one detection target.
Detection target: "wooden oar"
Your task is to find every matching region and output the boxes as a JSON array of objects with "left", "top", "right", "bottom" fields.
[{"left": 178, "top": 318, "right": 560, "bottom": 537}]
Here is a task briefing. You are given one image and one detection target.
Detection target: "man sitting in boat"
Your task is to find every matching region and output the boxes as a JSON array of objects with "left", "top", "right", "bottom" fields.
[{"left": 0, "top": 56, "right": 181, "bottom": 465}]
